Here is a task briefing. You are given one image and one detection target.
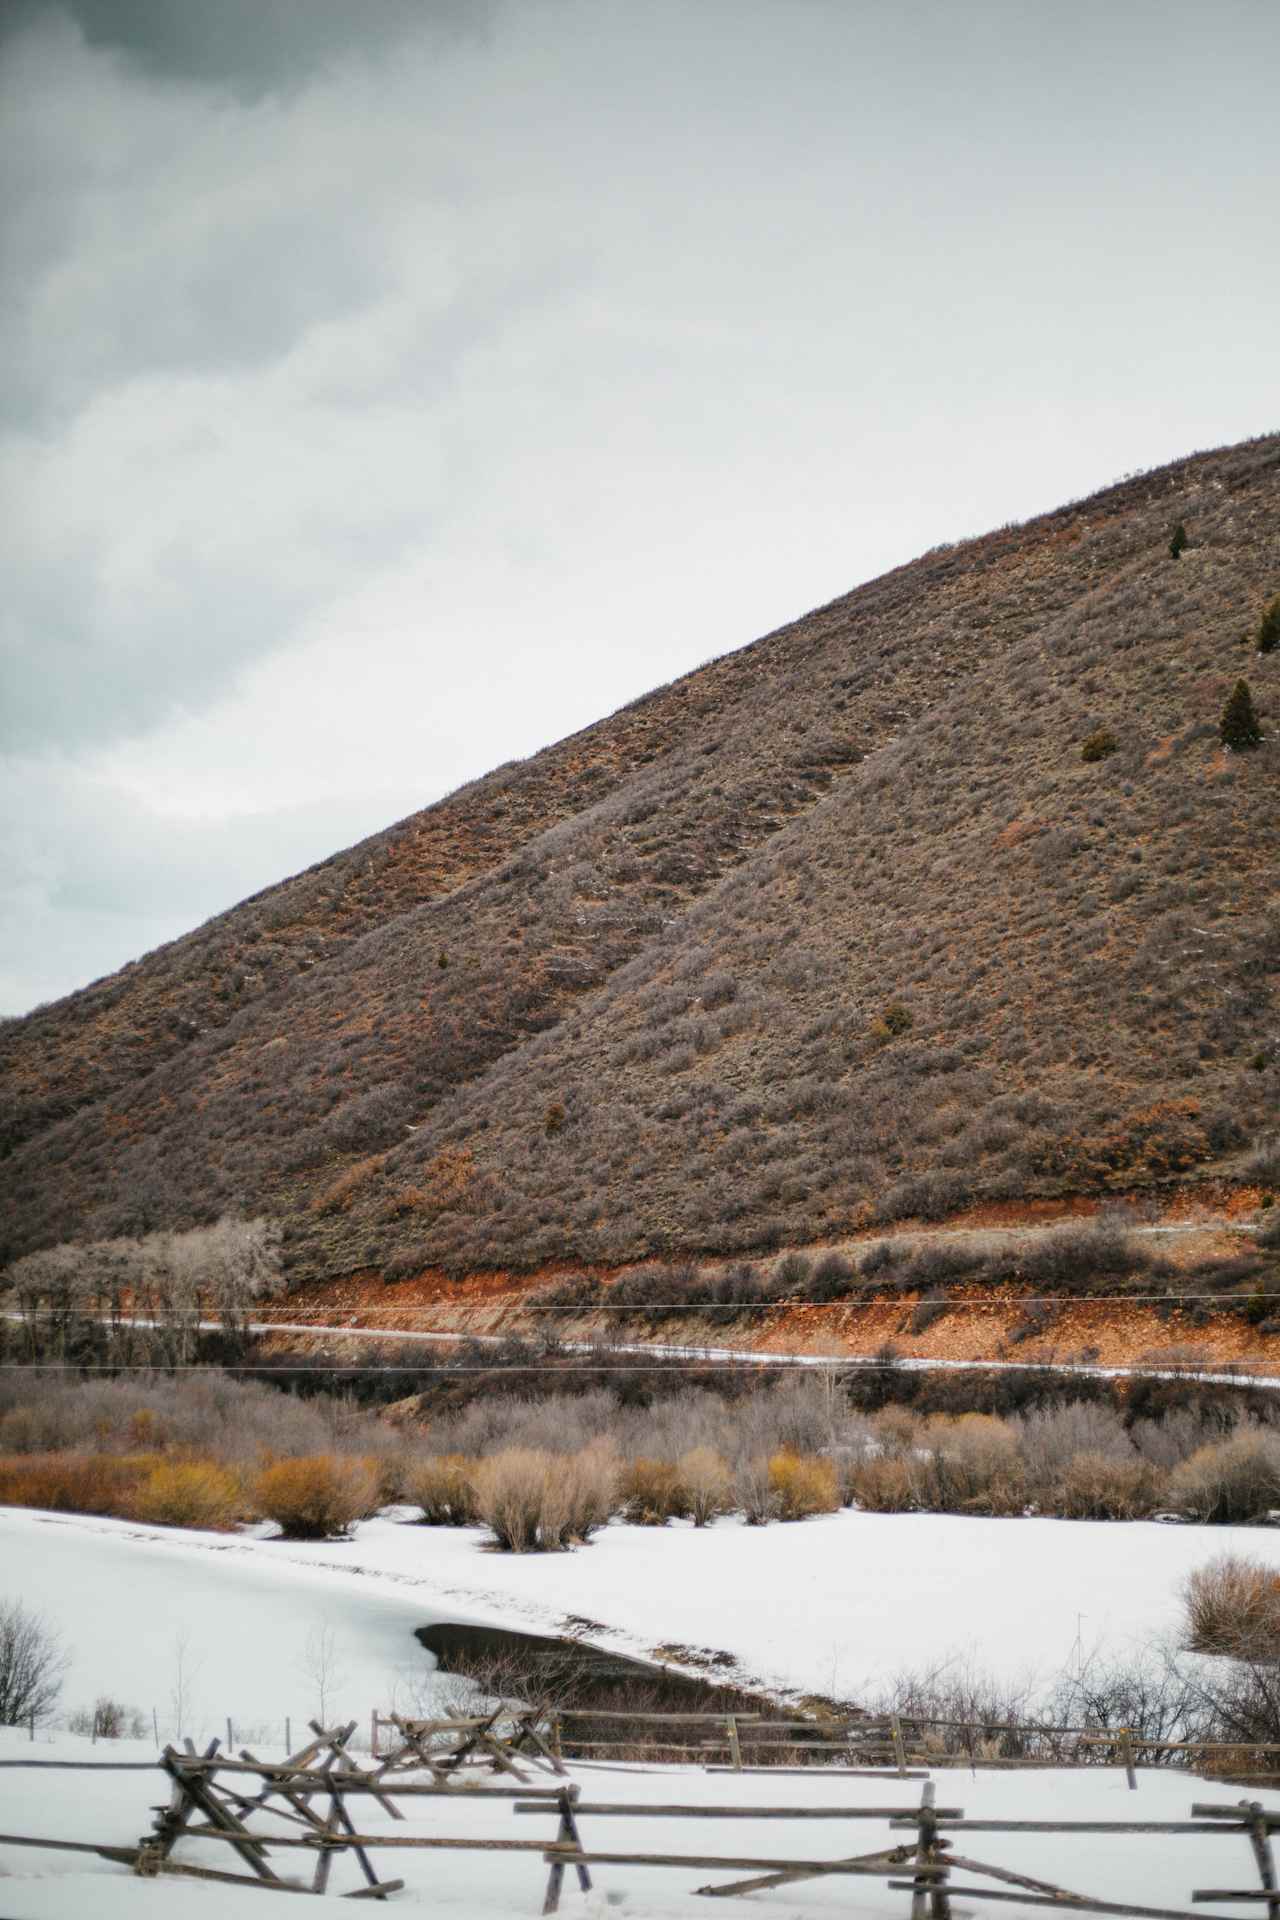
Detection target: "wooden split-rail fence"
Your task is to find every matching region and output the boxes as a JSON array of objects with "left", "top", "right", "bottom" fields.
[
  {"left": 370, "top": 1707, "right": 1280, "bottom": 1787},
  {"left": 7, "top": 1740, "right": 1280, "bottom": 1917}
]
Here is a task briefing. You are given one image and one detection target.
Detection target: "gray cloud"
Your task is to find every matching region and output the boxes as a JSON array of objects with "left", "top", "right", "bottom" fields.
[
  {"left": 3, "top": 0, "right": 1279, "bottom": 1012},
  {"left": 0, "top": 753, "right": 399, "bottom": 1012},
  {"left": 0, "top": 0, "right": 487, "bottom": 97}
]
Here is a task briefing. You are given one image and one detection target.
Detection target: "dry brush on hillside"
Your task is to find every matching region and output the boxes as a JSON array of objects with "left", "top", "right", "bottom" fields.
[{"left": 2, "top": 434, "right": 1278, "bottom": 1287}]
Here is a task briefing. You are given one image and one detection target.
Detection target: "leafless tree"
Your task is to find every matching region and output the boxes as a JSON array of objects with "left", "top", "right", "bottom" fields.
[
  {"left": 300, "top": 1622, "right": 348, "bottom": 1726},
  {"left": 0, "top": 1598, "right": 68, "bottom": 1726}
]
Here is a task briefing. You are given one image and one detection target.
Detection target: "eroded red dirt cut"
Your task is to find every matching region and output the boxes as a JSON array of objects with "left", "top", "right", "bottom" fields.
[{"left": 271, "top": 1182, "right": 1275, "bottom": 1376}]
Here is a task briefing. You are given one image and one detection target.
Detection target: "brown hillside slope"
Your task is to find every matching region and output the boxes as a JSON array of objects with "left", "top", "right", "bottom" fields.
[{"left": 2, "top": 433, "right": 1278, "bottom": 1281}]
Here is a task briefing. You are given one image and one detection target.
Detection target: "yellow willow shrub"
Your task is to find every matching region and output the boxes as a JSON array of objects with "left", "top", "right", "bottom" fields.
[
  {"left": 0, "top": 1451, "right": 155, "bottom": 1518},
  {"left": 131, "top": 1458, "right": 243, "bottom": 1530},
  {"left": 767, "top": 1450, "right": 839, "bottom": 1521},
  {"left": 254, "top": 1454, "right": 381, "bottom": 1539}
]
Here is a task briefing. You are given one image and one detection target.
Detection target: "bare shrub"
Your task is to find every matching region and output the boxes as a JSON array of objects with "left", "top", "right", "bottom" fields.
[
  {"left": 767, "top": 1450, "right": 839, "bottom": 1520},
  {"left": 1014, "top": 1403, "right": 1134, "bottom": 1495},
  {"left": 313, "top": 1156, "right": 383, "bottom": 1216},
  {"left": 735, "top": 1455, "right": 779, "bottom": 1525},
  {"left": 0, "top": 1598, "right": 67, "bottom": 1726},
  {"left": 680, "top": 1446, "right": 731, "bottom": 1526},
  {"left": 68, "top": 1696, "right": 146, "bottom": 1740},
  {"left": 621, "top": 1459, "right": 690, "bottom": 1525},
  {"left": 1055, "top": 1452, "right": 1164, "bottom": 1520},
  {"left": 1129, "top": 1408, "right": 1228, "bottom": 1471},
  {"left": 870, "top": 1406, "right": 923, "bottom": 1454},
  {"left": 915, "top": 1414, "right": 1026, "bottom": 1514},
  {"left": 406, "top": 1454, "right": 478, "bottom": 1526},
  {"left": 254, "top": 1455, "right": 381, "bottom": 1539},
  {"left": 1188, "top": 1654, "right": 1280, "bottom": 1754},
  {"left": 559, "top": 1440, "right": 620, "bottom": 1544},
  {"left": 868, "top": 1658, "right": 1039, "bottom": 1757},
  {"left": 848, "top": 1455, "right": 914, "bottom": 1512},
  {"left": 472, "top": 1448, "right": 548, "bottom": 1552},
  {"left": 1048, "top": 1646, "right": 1207, "bottom": 1756},
  {"left": 1168, "top": 1433, "right": 1280, "bottom": 1524},
  {"left": 1020, "top": 1224, "right": 1150, "bottom": 1294},
  {"left": 473, "top": 1444, "right": 618, "bottom": 1551},
  {"left": 0, "top": 1371, "right": 340, "bottom": 1465},
  {"left": 1245, "top": 1139, "right": 1280, "bottom": 1187},
  {"left": 131, "top": 1459, "right": 243, "bottom": 1530},
  {"left": 911, "top": 1291, "right": 950, "bottom": 1334},
  {"left": 1183, "top": 1555, "right": 1280, "bottom": 1656}
]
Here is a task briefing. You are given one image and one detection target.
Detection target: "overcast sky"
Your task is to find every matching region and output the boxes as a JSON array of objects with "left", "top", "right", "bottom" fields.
[{"left": 2, "top": 0, "right": 1278, "bottom": 1015}]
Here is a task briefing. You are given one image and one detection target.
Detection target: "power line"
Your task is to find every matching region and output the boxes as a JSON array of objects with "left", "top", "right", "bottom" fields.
[
  {"left": 8, "top": 1290, "right": 1280, "bottom": 1314},
  {"left": 3, "top": 1357, "right": 1280, "bottom": 1380}
]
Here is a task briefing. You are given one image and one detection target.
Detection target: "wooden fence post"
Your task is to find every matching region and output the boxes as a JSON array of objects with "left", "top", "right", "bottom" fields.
[
  {"left": 542, "top": 1783, "right": 591, "bottom": 1916},
  {"left": 911, "top": 1779, "right": 936, "bottom": 1920},
  {"left": 1120, "top": 1728, "right": 1137, "bottom": 1792},
  {"left": 370, "top": 1710, "right": 378, "bottom": 1759},
  {"left": 1247, "top": 1799, "right": 1280, "bottom": 1920},
  {"left": 891, "top": 1715, "right": 909, "bottom": 1777},
  {"left": 726, "top": 1717, "right": 743, "bottom": 1772}
]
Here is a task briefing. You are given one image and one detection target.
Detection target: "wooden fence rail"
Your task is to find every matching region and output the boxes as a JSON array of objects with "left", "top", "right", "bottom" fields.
[
  {"left": 8, "top": 1733, "right": 1280, "bottom": 1913},
  {"left": 371, "top": 1707, "right": 1280, "bottom": 1790},
  {"left": 5, "top": 1749, "right": 1280, "bottom": 1916}
]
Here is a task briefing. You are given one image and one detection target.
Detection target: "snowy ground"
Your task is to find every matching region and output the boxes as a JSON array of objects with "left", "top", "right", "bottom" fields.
[
  {"left": 8, "top": 1502, "right": 1280, "bottom": 1732},
  {"left": 7, "top": 1502, "right": 1280, "bottom": 1915},
  {"left": 1, "top": 1726, "right": 1276, "bottom": 1919}
]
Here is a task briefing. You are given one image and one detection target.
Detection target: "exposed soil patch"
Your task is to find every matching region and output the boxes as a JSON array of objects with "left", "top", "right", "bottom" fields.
[{"left": 272, "top": 1184, "right": 1274, "bottom": 1375}]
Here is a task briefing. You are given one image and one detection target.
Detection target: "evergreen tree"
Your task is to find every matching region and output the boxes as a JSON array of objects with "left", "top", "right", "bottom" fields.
[
  {"left": 1257, "top": 595, "right": 1280, "bottom": 655},
  {"left": 1169, "top": 522, "right": 1188, "bottom": 559},
  {"left": 1220, "top": 679, "right": 1262, "bottom": 749}
]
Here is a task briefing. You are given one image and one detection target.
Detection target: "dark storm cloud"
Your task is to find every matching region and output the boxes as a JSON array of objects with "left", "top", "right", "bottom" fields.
[{"left": 0, "top": 0, "right": 489, "bottom": 97}]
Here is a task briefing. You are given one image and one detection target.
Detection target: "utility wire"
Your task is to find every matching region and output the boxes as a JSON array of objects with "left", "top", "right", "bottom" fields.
[{"left": 9, "top": 1290, "right": 1280, "bottom": 1314}]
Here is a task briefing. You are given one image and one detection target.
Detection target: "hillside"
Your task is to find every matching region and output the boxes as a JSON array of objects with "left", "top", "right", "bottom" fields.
[{"left": 2, "top": 433, "right": 1278, "bottom": 1289}]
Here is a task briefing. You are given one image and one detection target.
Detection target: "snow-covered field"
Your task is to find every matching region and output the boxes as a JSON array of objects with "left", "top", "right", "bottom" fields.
[
  {"left": 8, "top": 1501, "right": 1280, "bottom": 1729},
  {"left": 1, "top": 1726, "right": 1275, "bottom": 1919},
  {"left": 7, "top": 1501, "right": 1280, "bottom": 1915}
]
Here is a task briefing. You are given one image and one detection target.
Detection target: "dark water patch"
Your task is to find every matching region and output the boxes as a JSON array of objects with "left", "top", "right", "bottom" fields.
[{"left": 414, "top": 1619, "right": 787, "bottom": 1761}]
